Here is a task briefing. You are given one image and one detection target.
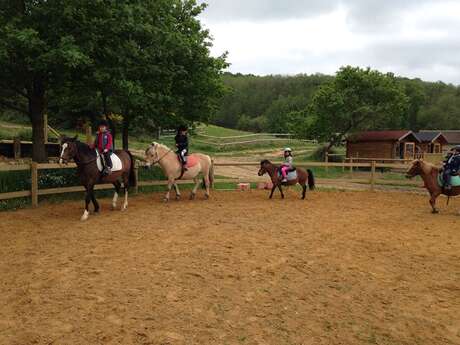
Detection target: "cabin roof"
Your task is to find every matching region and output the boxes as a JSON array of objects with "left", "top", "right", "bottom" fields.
[
  {"left": 414, "top": 132, "right": 449, "bottom": 144},
  {"left": 420, "top": 130, "right": 460, "bottom": 144},
  {"left": 347, "top": 130, "right": 420, "bottom": 143}
]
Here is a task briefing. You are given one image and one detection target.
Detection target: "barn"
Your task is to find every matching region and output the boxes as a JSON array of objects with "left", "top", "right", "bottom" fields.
[
  {"left": 346, "top": 130, "right": 421, "bottom": 160},
  {"left": 419, "top": 130, "right": 460, "bottom": 151}
]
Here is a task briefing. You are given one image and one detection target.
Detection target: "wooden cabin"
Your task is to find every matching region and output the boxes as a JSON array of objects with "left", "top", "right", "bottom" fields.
[
  {"left": 346, "top": 130, "right": 421, "bottom": 160},
  {"left": 419, "top": 130, "right": 460, "bottom": 152},
  {"left": 414, "top": 132, "right": 448, "bottom": 154}
]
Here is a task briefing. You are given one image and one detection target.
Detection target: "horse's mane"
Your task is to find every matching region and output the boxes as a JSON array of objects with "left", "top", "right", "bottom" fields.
[
  {"left": 415, "top": 159, "right": 438, "bottom": 174},
  {"left": 261, "top": 159, "right": 271, "bottom": 164},
  {"left": 152, "top": 142, "right": 174, "bottom": 153},
  {"left": 75, "top": 140, "right": 96, "bottom": 156}
]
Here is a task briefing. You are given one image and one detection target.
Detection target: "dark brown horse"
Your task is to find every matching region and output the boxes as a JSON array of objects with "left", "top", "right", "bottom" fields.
[
  {"left": 406, "top": 159, "right": 460, "bottom": 214},
  {"left": 59, "top": 137, "right": 136, "bottom": 221},
  {"left": 258, "top": 159, "right": 315, "bottom": 199}
]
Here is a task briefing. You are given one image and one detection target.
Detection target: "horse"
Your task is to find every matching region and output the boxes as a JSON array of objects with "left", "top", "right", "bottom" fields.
[
  {"left": 59, "top": 136, "right": 136, "bottom": 221},
  {"left": 144, "top": 142, "right": 213, "bottom": 202},
  {"left": 258, "top": 159, "right": 315, "bottom": 199},
  {"left": 406, "top": 159, "right": 460, "bottom": 214}
]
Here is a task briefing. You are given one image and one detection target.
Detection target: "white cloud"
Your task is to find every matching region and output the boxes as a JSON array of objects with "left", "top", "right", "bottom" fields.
[{"left": 200, "top": 0, "right": 460, "bottom": 84}]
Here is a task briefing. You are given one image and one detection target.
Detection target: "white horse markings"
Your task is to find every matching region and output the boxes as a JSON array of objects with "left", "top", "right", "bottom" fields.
[{"left": 59, "top": 143, "right": 68, "bottom": 164}]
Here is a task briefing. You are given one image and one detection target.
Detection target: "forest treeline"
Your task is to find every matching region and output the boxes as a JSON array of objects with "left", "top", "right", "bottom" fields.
[{"left": 212, "top": 71, "right": 460, "bottom": 137}]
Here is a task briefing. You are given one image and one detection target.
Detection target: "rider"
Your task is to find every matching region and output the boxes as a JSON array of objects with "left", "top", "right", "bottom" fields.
[
  {"left": 175, "top": 125, "right": 189, "bottom": 172},
  {"left": 280, "top": 148, "right": 293, "bottom": 183},
  {"left": 94, "top": 120, "right": 113, "bottom": 175},
  {"left": 442, "top": 146, "right": 460, "bottom": 190}
]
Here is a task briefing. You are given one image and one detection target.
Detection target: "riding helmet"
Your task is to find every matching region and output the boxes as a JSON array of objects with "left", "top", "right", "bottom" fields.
[
  {"left": 178, "top": 125, "right": 188, "bottom": 132},
  {"left": 98, "top": 119, "right": 109, "bottom": 128},
  {"left": 284, "top": 147, "right": 292, "bottom": 152}
]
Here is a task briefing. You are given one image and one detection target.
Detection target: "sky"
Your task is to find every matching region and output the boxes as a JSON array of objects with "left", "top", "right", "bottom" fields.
[{"left": 198, "top": 0, "right": 460, "bottom": 85}]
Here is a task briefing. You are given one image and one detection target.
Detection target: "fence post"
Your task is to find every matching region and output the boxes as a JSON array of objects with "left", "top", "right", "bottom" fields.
[
  {"left": 370, "top": 161, "right": 376, "bottom": 191},
  {"left": 325, "top": 151, "right": 329, "bottom": 173},
  {"left": 85, "top": 125, "right": 92, "bottom": 144},
  {"left": 13, "top": 138, "right": 21, "bottom": 159},
  {"left": 349, "top": 157, "right": 353, "bottom": 178},
  {"left": 134, "top": 163, "right": 139, "bottom": 194},
  {"left": 31, "top": 162, "right": 38, "bottom": 208},
  {"left": 211, "top": 158, "right": 215, "bottom": 189},
  {"left": 43, "top": 113, "right": 48, "bottom": 143}
]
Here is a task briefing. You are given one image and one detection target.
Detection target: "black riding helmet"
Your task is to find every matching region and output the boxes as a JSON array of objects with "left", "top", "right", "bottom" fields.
[
  {"left": 98, "top": 119, "right": 109, "bottom": 128},
  {"left": 177, "top": 125, "right": 188, "bottom": 133}
]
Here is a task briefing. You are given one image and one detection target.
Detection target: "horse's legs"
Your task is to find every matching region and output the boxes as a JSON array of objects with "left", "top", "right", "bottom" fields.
[
  {"left": 174, "top": 183, "right": 181, "bottom": 200},
  {"left": 269, "top": 184, "right": 276, "bottom": 199},
  {"left": 81, "top": 186, "right": 93, "bottom": 221},
  {"left": 122, "top": 184, "right": 128, "bottom": 211},
  {"left": 164, "top": 179, "right": 174, "bottom": 202},
  {"left": 277, "top": 185, "right": 285, "bottom": 199},
  {"left": 301, "top": 183, "right": 307, "bottom": 199},
  {"left": 430, "top": 193, "right": 439, "bottom": 214},
  {"left": 112, "top": 181, "right": 121, "bottom": 210},
  {"left": 190, "top": 177, "right": 200, "bottom": 200},
  {"left": 91, "top": 192, "right": 100, "bottom": 213},
  {"left": 203, "top": 173, "right": 210, "bottom": 199}
]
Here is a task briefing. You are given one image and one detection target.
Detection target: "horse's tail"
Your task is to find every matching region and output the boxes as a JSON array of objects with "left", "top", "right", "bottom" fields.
[
  {"left": 126, "top": 150, "right": 137, "bottom": 188},
  {"left": 202, "top": 156, "right": 214, "bottom": 189},
  {"left": 307, "top": 169, "right": 315, "bottom": 190}
]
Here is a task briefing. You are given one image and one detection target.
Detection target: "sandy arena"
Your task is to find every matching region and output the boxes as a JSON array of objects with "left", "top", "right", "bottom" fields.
[{"left": 1, "top": 189, "right": 459, "bottom": 345}]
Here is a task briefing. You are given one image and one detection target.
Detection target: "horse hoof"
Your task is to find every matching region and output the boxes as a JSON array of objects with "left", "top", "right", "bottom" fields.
[
  {"left": 432, "top": 210, "right": 439, "bottom": 214},
  {"left": 204, "top": 194, "right": 209, "bottom": 200},
  {"left": 163, "top": 198, "right": 169, "bottom": 203},
  {"left": 175, "top": 195, "right": 181, "bottom": 201},
  {"left": 80, "top": 210, "right": 89, "bottom": 221},
  {"left": 189, "top": 193, "right": 196, "bottom": 200}
]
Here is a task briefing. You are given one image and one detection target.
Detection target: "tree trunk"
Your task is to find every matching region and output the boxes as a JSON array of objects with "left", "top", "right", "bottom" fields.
[
  {"left": 28, "top": 78, "right": 48, "bottom": 162},
  {"left": 122, "top": 118, "right": 130, "bottom": 150}
]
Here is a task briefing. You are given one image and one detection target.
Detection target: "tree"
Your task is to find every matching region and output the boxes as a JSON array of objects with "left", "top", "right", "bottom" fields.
[
  {"left": 0, "top": 1, "right": 96, "bottom": 161},
  {"left": 308, "top": 66, "right": 409, "bottom": 150}
]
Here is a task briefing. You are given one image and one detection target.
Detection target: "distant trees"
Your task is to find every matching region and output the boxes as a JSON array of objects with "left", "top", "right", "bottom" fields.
[
  {"left": 212, "top": 69, "right": 460, "bottom": 148},
  {"left": 308, "top": 66, "right": 409, "bottom": 150},
  {"left": 0, "top": 0, "right": 226, "bottom": 161}
]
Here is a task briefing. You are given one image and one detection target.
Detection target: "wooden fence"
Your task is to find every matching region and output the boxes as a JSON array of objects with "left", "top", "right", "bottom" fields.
[{"left": 0, "top": 159, "right": 416, "bottom": 208}]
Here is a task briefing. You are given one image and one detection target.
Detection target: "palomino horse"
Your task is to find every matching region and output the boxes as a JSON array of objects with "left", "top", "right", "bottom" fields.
[
  {"left": 258, "top": 159, "right": 315, "bottom": 199},
  {"left": 59, "top": 136, "right": 136, "bottom": 221},
  {"left": 144, "top": 142, "right": 213, "bottom": 201},
  {"left": 406, "top": 159, "right": 460, "bottom": 214}
]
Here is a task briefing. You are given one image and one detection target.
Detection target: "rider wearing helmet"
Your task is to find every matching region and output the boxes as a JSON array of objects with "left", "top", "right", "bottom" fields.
[
  {"left": 175, "top": 125, "right": 189, "bottom": 171},
  {"left": 280, "top": 148, "right": 293, "bottom": 183},
  {"left": 443, "top": 145, "right": 460, "bottom": 190},
  {"left": 94, "top": 120, "right": 113, "bottom": 175}
]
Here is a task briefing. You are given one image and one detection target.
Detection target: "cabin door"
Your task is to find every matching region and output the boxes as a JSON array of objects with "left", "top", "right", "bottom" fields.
[{"left": 404, "top": 142, "right": 415, "bottom": 159}]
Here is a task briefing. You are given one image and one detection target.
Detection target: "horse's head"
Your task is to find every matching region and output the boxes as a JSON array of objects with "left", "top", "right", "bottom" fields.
[
  {"left": 144, "top": 142, "right": 159, "bottom": 167},
  {"left": 59, "top": 136, "right": 79, "bottom": 164},
  {"left": 258, "top": 159, "right": 272, "bottom": 176},
  {"left": 406, "top": 159, "right": 424, "bottom": 179}
]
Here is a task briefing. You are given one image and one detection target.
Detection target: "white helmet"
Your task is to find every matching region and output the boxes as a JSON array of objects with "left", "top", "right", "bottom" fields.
[{"left": 284, "top": 147, "right": 292, "bottom": 152}]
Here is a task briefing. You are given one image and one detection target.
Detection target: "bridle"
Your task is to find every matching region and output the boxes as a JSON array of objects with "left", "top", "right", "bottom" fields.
[
  {"left": 149, "top": 145, "right": 173, "bottom": 165},
  {"left": 60, "top": 141, "right": 98, "bottom": 166}
]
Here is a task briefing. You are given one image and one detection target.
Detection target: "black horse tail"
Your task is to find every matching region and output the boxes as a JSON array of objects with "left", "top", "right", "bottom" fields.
[
  {"left": 307, "top": 169, "right": 315, "bottom": 190},
  {"left": 127, "top": 150, "right": 137, "bottom": 188}
]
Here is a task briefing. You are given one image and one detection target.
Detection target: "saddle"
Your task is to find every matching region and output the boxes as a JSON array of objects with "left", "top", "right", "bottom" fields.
[
  {"left": 277, "top": 167, "right": 298, "bottom": 181},
  {"left": 96, "top": 151, "right": 123, "bottom": 172},
  {"left": 437, "top": 173, "right": 460, "bottom": 188},
  {"left": 177, "top": 154, "right": 199, "bottom": 168}
]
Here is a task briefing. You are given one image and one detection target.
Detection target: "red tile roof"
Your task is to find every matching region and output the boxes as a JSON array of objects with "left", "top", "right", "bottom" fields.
[{"left": 347, "top": 130, "right": 420, "bottom": 142}]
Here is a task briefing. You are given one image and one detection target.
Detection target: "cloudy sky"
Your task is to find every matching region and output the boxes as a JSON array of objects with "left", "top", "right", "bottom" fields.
[{"left": 199, "top": 0, "right": 460, "bottom": 84}]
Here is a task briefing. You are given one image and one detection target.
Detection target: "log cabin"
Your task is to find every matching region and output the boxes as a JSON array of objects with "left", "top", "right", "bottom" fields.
[{"left": 346, "top": 130, "right": 421, "bottom": 160}]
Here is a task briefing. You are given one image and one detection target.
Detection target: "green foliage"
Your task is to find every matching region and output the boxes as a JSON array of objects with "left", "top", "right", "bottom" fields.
[{"left": 308, "top": 66, "right": 409, "bottom": 147}]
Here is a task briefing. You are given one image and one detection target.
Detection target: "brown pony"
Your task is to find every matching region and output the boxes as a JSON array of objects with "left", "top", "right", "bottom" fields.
[
  {"left": 258, "top": 159, "right": 315, "bottom": 199},
  {"left": 59, "top": 137, "right": 136, "bottom": 221},
  {"left": 406, "top": 159, "right": 460, "bottom": 213}
]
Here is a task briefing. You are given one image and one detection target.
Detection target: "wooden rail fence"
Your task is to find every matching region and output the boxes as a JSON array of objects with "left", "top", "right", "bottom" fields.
[{"left": 0, "top": 160, "right": 413, "bottom": 208}]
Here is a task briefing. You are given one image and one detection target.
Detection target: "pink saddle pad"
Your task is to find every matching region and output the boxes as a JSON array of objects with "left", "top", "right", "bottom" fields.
[{"left": 178, "top": 154, "right": 199, "bottom": 168}]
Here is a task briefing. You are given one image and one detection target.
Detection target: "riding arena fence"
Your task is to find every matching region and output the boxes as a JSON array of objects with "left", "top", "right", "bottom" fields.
[{"left": 0, "top": 159, "right": 419, "bottom": 209}]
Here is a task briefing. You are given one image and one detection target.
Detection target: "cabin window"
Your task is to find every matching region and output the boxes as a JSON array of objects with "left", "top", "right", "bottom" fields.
[
  {"left": 404, "top": 142, "right": 415, "bottom": 159},
  {"left": 433, "top": 143, "right": 441, "bottom": 153}
]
